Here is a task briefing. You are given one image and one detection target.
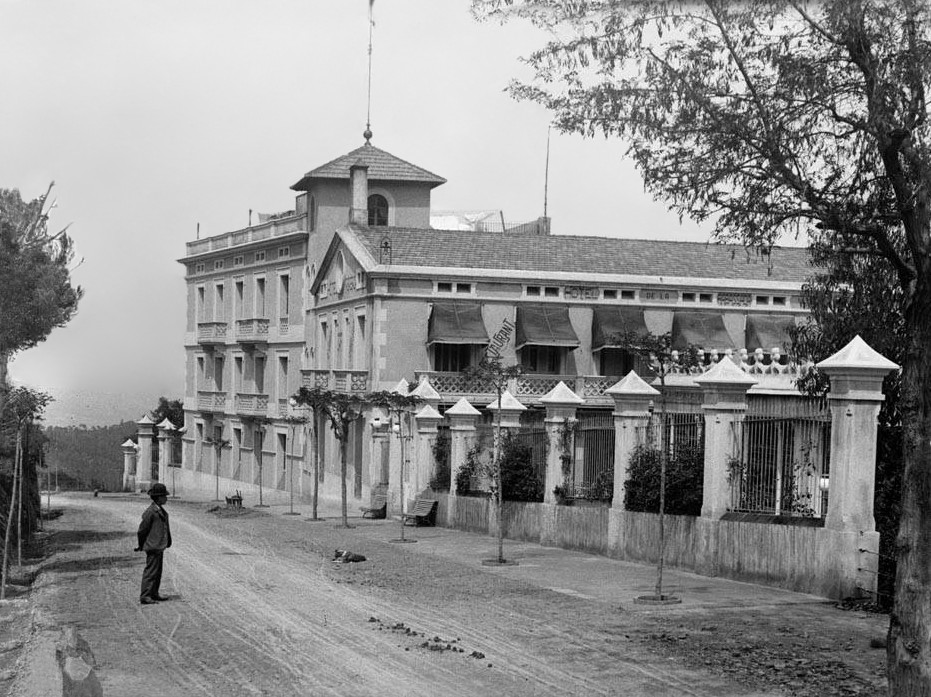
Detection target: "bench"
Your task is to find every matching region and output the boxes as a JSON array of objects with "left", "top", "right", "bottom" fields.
[
  {"left": 225, "top": 490, "right": 243, "bottom": 508},
  {"left": 402, "top": 498, "right": 438, "bottom": 527},
  {"left": 360, "top": 494, "right": 387, "bottom": 519}
]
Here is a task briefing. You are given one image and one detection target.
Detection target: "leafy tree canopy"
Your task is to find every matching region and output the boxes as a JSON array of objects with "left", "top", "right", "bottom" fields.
[{"left": 0, "top": 186, "right": 82, "bottom": 357}]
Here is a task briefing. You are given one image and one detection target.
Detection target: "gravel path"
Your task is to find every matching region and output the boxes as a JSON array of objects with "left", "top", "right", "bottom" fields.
[{"left": 8, "top": 493, "right": 886, "bottom": 696}]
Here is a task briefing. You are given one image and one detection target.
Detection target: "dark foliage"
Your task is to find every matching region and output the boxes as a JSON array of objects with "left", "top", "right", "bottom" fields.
[
  {"left": 499, "top": 433, "right": 543, "bottom": 502},
  {"left": 429, "top": 431, "right": 451, "bottom": 492},
  {"left": 44, "top": 422, "right": 137, "bottom": 491},
  {"left": 624, "top": 443, "right": 704, "bottom": 517}
]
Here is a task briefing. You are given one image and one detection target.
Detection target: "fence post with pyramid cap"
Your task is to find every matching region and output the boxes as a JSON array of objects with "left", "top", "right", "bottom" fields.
[
  {"left": 817, "top": 335, "right": 898, "bottom": 598},
  {"left": 606, "top": 371, "right": 660, "bottom": 555},
  {"left": 444, "top": 397, "right": 481, "bottom": 526},
  {"left": 540, "top": 382, "right": 584, "bottom": 546}
]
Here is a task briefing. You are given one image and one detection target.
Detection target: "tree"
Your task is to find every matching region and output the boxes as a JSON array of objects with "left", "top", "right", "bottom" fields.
[
  {"left": 0, "top": 186, "right": 82, "bottom": 414},
  {"left": 323, "top": 392, "right": 368, "bottom": 528},
  {"left": 0, "top": 387, "right": 51, "bottom": 599},
  {"left": 292, "top": 386, "right": 339, "bottom": 521},
  {"left": 614, "top": 329, "right": 701, "bottom": 601},
  {"left": 464, "top": 356, "right": 523, "bottom": 565},
  {"left": 473, "top": 1, "right": 931, "bottom": 690},
  {"left": 149, "top": 397, "right": 184, "bottom": 428},
  {"left": 367, "top": 389, "right": 423, "bottom": 542},
  {"left": 204, "top": 428, "right": 230, "bottom": 502}
]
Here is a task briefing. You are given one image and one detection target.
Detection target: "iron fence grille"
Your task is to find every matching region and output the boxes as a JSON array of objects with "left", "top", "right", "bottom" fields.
[
  {"left": 514, "top": 410, "right": 547, "bottom": 489},
  {"left": 566, "top": 411, "right": 616, "bottom": 501},
  {"left": 729, "top": 409, "right": 831, "bottom": 517}
]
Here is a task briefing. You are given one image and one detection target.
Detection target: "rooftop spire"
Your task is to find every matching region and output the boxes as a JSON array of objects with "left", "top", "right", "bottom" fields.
[{"left": 365, "top": 0, "right": 375, "bottom": 144}]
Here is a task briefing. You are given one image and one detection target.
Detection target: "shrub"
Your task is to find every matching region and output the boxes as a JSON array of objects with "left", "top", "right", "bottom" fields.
[
  {"left": 429, "top": 431, "right": 451, "bottom": 491},
  {"left": 624, "top": 442, "right": 703, "bottom": 516},
  {"left": 500, "top": 433, "right": 543, "bottom": 502}
]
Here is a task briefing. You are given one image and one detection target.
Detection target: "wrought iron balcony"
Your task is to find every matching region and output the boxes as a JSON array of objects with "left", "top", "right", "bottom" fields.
[{"left": 413, "top": 371, "right": 619, "bottom": 407}]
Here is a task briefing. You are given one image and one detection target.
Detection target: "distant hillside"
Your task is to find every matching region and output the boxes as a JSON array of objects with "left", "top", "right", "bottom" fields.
[
  {"left": 45, "top": 421, "right": 139, "bottom": 491},
  {"left": 26, "top": 389, "right": 182, "bottom": 428}
]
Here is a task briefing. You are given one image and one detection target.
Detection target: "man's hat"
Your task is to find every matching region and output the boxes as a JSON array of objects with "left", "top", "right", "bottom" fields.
[{"left": 147, "top": 483, "right": 169, "bottom": 497}]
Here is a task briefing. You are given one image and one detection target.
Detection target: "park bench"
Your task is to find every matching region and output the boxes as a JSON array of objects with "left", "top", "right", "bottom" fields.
[
  {"left": 225, "top": 490, "right": 243, "bottom": 508},
  {"left": 360, "top": 494, "right": 388, "bottom": 519},
  {"left": 402, "top": 498, "right": 438, "bottom": 527}
]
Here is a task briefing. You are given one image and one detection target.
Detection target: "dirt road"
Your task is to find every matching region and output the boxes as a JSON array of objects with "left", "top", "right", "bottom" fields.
[{"left": 9, "top": 494, "right": 886, "bottom": 696}]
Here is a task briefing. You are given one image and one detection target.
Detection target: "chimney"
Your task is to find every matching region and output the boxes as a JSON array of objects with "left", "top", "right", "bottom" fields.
[{"left": 349, "top": 162, "right": 369, "bottom": 226}]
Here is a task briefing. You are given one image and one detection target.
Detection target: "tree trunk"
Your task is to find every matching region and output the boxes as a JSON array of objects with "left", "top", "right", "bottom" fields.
[
  {"left": 340, "top": 436, "right": 348, "bottom": 527},
  {"left": 888, "top": 277, "right": 931, "bottom": 695},
  {"left": 16, "top": 427, "right": 24, "bottom": 568},
  {"left": 312, "top": 413, "right": 320, "bottom": 520},
  {"left": 0, "top": 352, "right": 8, "bottom": 419},
  {"left": 1, "top": 430, "right": 22, "bottom": 600}
]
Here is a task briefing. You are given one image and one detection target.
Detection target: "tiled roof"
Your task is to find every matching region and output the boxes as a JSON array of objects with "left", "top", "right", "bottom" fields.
[
  {"left": 351, "top": 227, "right": 814, "bottom": 283},
  {"left": 292, "top": 143, "right": 446, "bottom": 190}
]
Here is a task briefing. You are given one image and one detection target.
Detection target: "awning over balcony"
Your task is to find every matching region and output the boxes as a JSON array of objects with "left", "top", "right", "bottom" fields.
[
  {"left": 427, "top": 302, "right": 489, "bottom": 345},
  {"left": 515, "top": 305, "right": 580, "bottom": 350},
  {"left": 745, "top": 315, "right": 796, "bottom": 352},
  {"left": 672, "top": 311, "right": 735, "bottom": 351},
  {"left": 591, "top": 307, "right": 649, "bottom": 352}
]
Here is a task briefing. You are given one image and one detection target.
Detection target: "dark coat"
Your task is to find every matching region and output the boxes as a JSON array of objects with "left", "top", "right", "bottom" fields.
[{"left": 137, "top": 502, "right": 172, "bottom": 552}]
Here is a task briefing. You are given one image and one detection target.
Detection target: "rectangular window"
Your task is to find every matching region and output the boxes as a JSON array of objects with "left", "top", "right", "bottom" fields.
[
  {"left": 437, "top": 282, "right": 453, "bottom": 293},
  {"left": 235, "top": 356, "right": 243, "bottom": 393},
  {"left": 519, "top": 345, "right": 561, "bottom": 374},
  {"left": 345, "top": 314, "right": 354, "bottom": 369},
  {"left": 433, "top": 344, "right": 475, "bottom": 372},
  {"left": 255, "top": 251, "right": 266, "bottom": 263},
  {"left": 234, "top": 280, "right": 244, "bottom": 320},
  {"left": 214, "top": 259, "right": 224, "bottom": 271},
  {"left": 254, "top": 355, "right": 265, "bottom": 394},
  {"left": 214, "top": 355, "right": 224, "bottom": 391},
  {"left": 682, "top": 292, "right": 696, "bottom": 302},
  {"left": 278, "top": 246, "right": 290, "bottom": 259},
  {"left": 544, "top": 286, "right": 560, "bottom": 298},
  {"left": 699, "top": 293, "right": 713, "bottom": 303},
  {"left": 233, "top": 255, "right": 243, "bottom": 267},
  {"left": 215, "top": 284, "right": 225, "bottom": 321},
  {"left": 355, "top": 314, "right": 366, "bottom": 369},
  {"left": 255, "top": 277, "right": 266, "bottom": 318},
  {"left": 620, "top": 290, "right": 635, "bottom": 300},
  {"left": 456, "top": 283, "right": 471, "bottom": 293},
  {"left": 197, "top": 356, "right": 205, "bottom": 388},
  {"left": 603, "top": 289, "right": 617, "bottom": 300},
  {"left": 526, "top": 286, "right": 541, "bottom": 296},
  {"left": 772, "top": 296, "right": 787, "bottom": 306},
  {"left": 278, "top": 356, "right": 289, "bottom": 401},
  {"left": 233, "top": 428, "right": 242, "bottom": 465},
  {"left": 279, "top": 274, "right": 290, "bottom": 318},
  {"left": 195, "top": 263, "right": 205, "bottom": 274},
  {"left": 196, "top": 286, "right": 206, "bottom": 322},
  {"left": 756, "top": 295, "right": 770, "bottom": 305}
]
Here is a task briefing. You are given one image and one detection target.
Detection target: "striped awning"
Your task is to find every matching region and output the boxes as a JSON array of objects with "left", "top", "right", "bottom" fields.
[
  {"left": 672, "top": 312, "right": 735, "bottom": 351},
  {"left": 427, "top": 302, "right": 489, "bottom": 345},
  {"left": 745, "top": 315, "right": 796, "bottom": 353},
  {"left": 515, "top": 305, "right": 580, "bottom": 350},
  {"left": 591, "top": 307, "right": 649, "bottom": 352}
]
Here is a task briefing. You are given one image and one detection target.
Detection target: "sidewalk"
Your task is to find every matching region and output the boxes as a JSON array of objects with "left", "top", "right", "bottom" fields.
[{"left": 252, "top": 497, "right": 832, "bottom": 612}]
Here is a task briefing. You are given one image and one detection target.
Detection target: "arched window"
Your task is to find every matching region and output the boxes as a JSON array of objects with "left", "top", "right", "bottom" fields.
[{"left": 368, "top": 194, "right": 389, "bottom": 226}]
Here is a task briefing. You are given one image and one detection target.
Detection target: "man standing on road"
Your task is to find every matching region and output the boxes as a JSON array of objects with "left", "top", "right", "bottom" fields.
[{"left": 135, "top": 483, "right": 172, "bottom": 605}]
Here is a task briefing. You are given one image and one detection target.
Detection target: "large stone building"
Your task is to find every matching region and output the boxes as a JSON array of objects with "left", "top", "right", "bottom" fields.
[{"left": 176, "top": 136, "right": 812, "bottom": 507}]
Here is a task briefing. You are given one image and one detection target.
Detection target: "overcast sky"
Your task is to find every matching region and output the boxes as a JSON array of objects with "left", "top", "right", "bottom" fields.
[{"left": 3, "top": 0, "right": 712, "bottom": 399}]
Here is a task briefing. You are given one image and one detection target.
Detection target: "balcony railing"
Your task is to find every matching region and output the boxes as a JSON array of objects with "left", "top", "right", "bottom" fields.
[
  {"left": 236, "top": 392, "right": 269, "bottom": 417},
  {"left": 300, "top": 369, "right": 369, "bottom": 394},
  {"left": 197, "top": 390, "right": 228, "bottom": 413},
  {"left": 185, "top": 214, "right": 306, "bottom": 257},
  {"left": 235, "top": 318, "right": 270, "bottom": 344},
  {"left": 197, "top": 321, "right": 228, "bottom": 345}
]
